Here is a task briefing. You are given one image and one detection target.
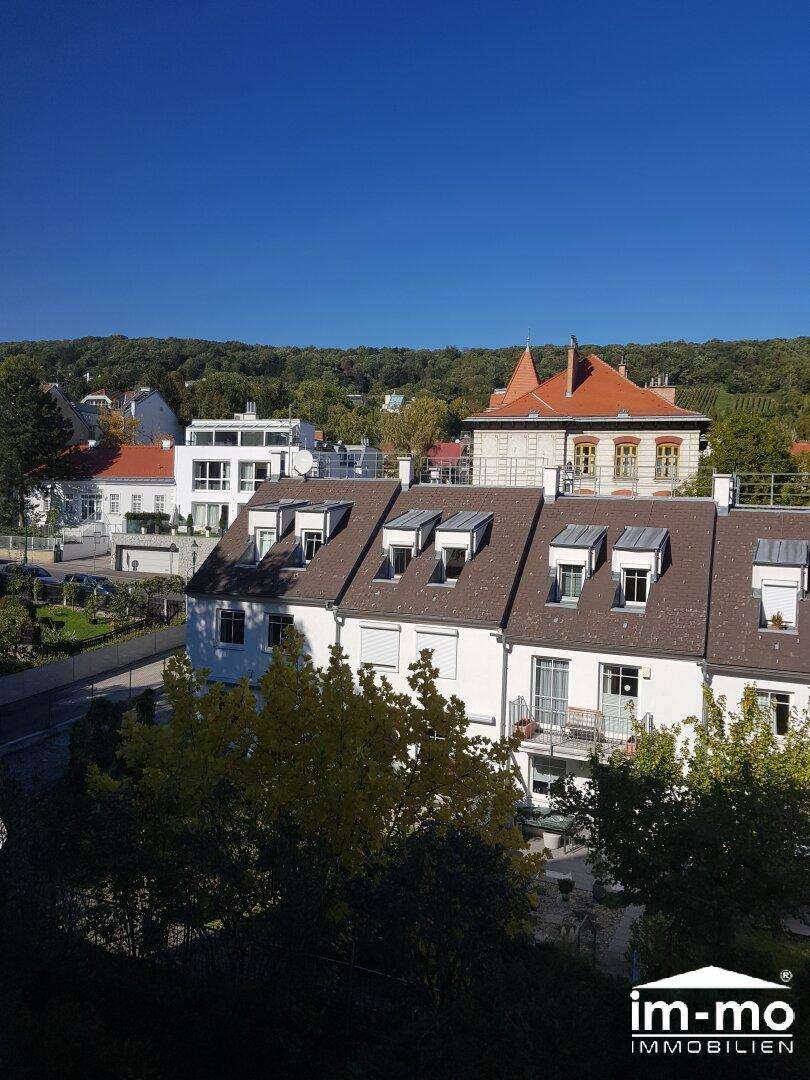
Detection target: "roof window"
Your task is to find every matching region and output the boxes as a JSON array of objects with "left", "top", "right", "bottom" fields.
[
  {"left": 375, "top": 508, "right": 442, "bottom": 581},
  {"left": 611, "top": 526, "right": 669, "bottom": 609},
  {"left": 429, "top": 510, "right": 493, "bottom": 587},
  {"left": 286, "top": 500, "right": 352, "bottom": 569},
  {"left": 241, "top": 499, "right": 307, "bottom": 564},
  {"left": 547, "top": 524, "right": 606, "bottom": 604},
  {"left": 752, "top": 538, "right": 808, "bottom": 631}
]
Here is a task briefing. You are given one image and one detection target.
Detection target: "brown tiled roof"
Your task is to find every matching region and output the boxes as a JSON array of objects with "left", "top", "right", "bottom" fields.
[
  {"left": 506, "top": 497, "right": 716, "bottom": 656},
  {"left": 707, "top": 510, "right": 809, "bottom": 676},
  {"left": 187, "top": 478, "right": 400, "bottom": 603},
  {"left": 472, "top": 354, "right": 705, "bottom": 421},
  {"left": 338, "top": 486, "right": 542, "bottom": 628}
]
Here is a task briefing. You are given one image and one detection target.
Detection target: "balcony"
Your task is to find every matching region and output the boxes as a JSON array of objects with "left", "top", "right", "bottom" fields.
[{"left": 508, "top": 696, "right": 652, "bottom": 759}]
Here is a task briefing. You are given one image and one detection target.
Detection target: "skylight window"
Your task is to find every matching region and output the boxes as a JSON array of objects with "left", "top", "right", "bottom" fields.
[
  {"left": 548, "top": 524, "right": 606, "bottom": 604},
  {"left": 611, "top": 526, "right": 669, "bottom": 609},
  {"left": 391, "top": 546, "right": 412, "bottom": 578},
  {"left": 751, "top": 538, "right": 808, "bottom": 631},
  {"left": 558, "top": 564, "right": 584, "bottom": 601},
  {"left": 442, "top": 547, "right": 466, "bottom": 583},
  {"left": 302, "top": 530, "right": 323, "bottom": 563}
]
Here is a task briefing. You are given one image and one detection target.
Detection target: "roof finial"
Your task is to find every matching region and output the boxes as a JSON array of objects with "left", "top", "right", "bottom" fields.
[{"left": 526, "top": 328, "right": 531, "bottom": 349}]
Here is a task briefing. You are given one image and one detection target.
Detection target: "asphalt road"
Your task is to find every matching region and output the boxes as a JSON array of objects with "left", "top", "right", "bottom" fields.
[{"left": 0, "top": 651, "right": 177, "bottom": 751}]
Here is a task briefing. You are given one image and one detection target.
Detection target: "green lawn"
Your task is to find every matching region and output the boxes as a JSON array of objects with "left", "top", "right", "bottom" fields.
[{"left": 37, "top": 604, "right": 113, "bottom": 643}]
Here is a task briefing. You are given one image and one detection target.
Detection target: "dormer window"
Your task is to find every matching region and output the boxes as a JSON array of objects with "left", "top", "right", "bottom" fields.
[
  {"left": 548, "top": 524, "right": 606, "bottom": 605},
  {"left": 559, "top": 564, "right": 584, "bottom": 601},
  {"left": 391, "top": 546, "right": 412, "bottom": 578},
  {"left": 611, "top": 526, "right": 669, "bottom": 610},
  {"left": 752, "top": 539, "right": 808, "bottom": 631},
  {"left": 302, "top": 530, "right": 323, "bottom": 563},
  {"left": 442, "top": 547, "right": 466, "bottom": 583},
  {"left": 256, "top": 528, "right": 276, "bottom": 560},
  {"left": 623, "top": 567, "right": 649, "bottom": 606}
]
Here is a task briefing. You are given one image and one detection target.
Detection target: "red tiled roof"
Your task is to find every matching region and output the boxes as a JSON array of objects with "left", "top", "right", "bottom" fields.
[
  {"left": 473, "top": 353, "right": 704, "bottom": 421},
  {"left": 64, "top": 443, "right": 175, "bottom": 480},
  {"left": 489, "top": 345, "right": 540, "bottom": 408},
  {"left": 426, "top": 441, "right": 469, "bottom": 463},
  {"left": 790, "top": 442, "right": 810, "bottom": 456}
]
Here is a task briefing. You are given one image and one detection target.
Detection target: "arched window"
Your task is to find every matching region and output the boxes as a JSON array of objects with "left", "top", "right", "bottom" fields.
[
  {"left": 655, "top": 442, "right": 680, "bottom": 479},
  {"left": 614, "top": 443, "right": 637, "bottom": 479}
]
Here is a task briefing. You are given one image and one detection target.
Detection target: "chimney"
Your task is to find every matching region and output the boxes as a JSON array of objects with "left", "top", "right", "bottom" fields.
[
  {"left": 618, "top": 353, "right": 628, "bottom": 379},
  {"left": 565, "top": 335, "right": 580, "bottom": 397},
  {"left": 161, "top": 438, "right": 172, "bottom": 450}
]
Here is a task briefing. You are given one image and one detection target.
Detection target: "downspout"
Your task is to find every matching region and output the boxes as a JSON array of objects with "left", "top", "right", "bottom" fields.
[{"left": 497, "top": 632, "right": 530, "bottom": 802}]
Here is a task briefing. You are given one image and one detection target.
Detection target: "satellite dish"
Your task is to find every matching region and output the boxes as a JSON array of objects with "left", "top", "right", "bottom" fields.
[{"left": 292, "top": 449, "right": 315, "bottom": 477}]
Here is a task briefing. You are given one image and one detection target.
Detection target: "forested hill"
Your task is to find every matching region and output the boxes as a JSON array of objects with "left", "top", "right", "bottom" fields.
[{"left": 2, "top": 334, "right": 808, "bottom": 432}]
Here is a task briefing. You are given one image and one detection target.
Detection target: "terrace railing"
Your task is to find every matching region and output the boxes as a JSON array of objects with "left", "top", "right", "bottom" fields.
[
  {"left": 508, "top": 695, "right": 653, "bottom": 757},
  {"left": 734, "top": 472, "right": 810, "bottom": 508},
  {"left": 563, "top": 464, "right": 706, "bottom": 498},
  {"left": 417, "top": 456, "right": 548, "bottom": 487}
]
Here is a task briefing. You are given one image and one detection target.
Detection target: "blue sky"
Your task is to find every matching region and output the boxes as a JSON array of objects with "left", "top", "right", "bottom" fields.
[{"left": 2, "top": 0, "right": 808, "bottom": 348}]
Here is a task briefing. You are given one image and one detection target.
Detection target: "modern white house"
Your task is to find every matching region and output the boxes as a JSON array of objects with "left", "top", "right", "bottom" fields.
[
  {"left": 80, "top": 387, "right": 183, "bottom": 445},
  {"left": 464, "top": 339, "right": 711, "bottom": 494},
  {"left": 173, "top": 408, "right": 316, "bottom": 534}
]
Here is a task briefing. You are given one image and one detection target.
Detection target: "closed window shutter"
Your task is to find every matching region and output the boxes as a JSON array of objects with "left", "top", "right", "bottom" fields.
[
  {"left": 361, "top": 626, "right": 399, "bottom": 669},
  {"left": 761, "top": 583, "right": 798, "bottom": 627},
  {"left": 416, "top": 631, "right": 457, "bottom": 680}
]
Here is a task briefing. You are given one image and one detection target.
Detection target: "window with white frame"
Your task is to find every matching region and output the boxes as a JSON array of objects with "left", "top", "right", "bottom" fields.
[
  {"left": 415, "top": 630, "right": 457, "bottom": 680},
  {"left": 391, "top": 546, "right": 412, "bottom": 578},
  {"left": 623, "top": 567, "right": 649, "bottom": 605},
  {"left": 442, "top": 547, "right": 466, "bottom": 583},
  {"left": 154, "top": 494, "right": 166, "bottom": 513},
  {"left": 192, "top": 502, "right": 228, "bottom": 530},
  {"left": 302, "top": 530, "right": 323, "bottom": 563},
  {"left": 532, "top": 755, "right": 566, "bottom": 796},
  {"left": 239, "top": 461, "right": 270, "bottom": 492},
  {"left": 108, "top": 492, "right": 120, "bottom": 515},
  {"left": 755, "top": 689, "right": 791, "bottom": 736},
  {"left": 218, "top": 609, "right": 245, "bottom": 646},
  {"left": 80, "top": 493, "right": 102, "bottom": 522},
  {"left": 255, "top": 528, "right": 276, "bottom": 560},
  {"left": 267, "top": 613, "right": 293, "bottom": 648},
  {"left": 601, "top": 664, "right": 639, "bottom": 738},
  {"left": 193, "top": 460, "right": 230, "bottom": 491},
  {"left": 360, "top": 625, "right": 399, "bottom": 670},
  {"left": 131, "top": 493, "right": 142, "bottom": 513},
  {"left": 760, "top": 582, "right": 798, "bottom": 629},
  {"left": 558, "top": 564, "right": 583, "bottom": 600},
  {"left": 533, "top": 658, "right": 569, "bottom": 728}
]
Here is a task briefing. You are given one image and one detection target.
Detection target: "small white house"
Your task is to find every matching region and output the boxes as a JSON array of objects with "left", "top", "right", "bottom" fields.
[{"left": 80, "top": 387, "right": 183, "bottom": 445}]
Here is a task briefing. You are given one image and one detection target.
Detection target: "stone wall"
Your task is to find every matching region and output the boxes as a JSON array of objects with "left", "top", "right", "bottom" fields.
[{"left": 109, "top": 533, "right": 219, "bottom": 577}]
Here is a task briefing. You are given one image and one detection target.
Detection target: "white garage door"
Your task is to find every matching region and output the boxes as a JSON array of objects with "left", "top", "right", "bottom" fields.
[{"left": 120, "top": 546, "right": 174, "bottom": 574}]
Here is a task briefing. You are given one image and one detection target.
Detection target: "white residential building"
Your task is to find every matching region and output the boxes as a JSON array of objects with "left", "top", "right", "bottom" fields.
[
  {"left": 174, "top": 408, "right": 316, "bottom": 534},
  {"left": 80, "top": 387, "right": 183, "bottom": 445}
]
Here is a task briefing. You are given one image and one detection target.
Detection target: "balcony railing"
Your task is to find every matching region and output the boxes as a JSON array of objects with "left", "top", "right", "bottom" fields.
[
  {"left": 508, "top": 696, "right": 653, "bottom": 757},
  {"left": 417, "top": 456, "right": 548, "bottom": 487},
  {"left": 734, "top": 472, "right": 810, "bottom": 508},
  {"left": 563, "top": 465, "right": 705, "bottom": 498}
]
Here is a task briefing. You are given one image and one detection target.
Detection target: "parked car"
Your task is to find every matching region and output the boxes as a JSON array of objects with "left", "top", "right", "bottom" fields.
[
  {"left": 0, "top": 562, "right": 60, "bottom": 586},
  {"left": 61, "top": 573, "right": 117, "bottom": 601}
]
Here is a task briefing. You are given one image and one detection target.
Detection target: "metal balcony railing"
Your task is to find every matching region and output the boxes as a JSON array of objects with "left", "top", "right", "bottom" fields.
[
  {"left": 563, "top": 465, "right": 706, "bottom": 498},
  {"left": 508, "top": 696, "right": 653, "bottom": 757},
  {"left": 734, "top": 472, "right": 810, "bottom": 508},
  {"left": 417, "top": 456, "right": 548, "bottom": 487}
]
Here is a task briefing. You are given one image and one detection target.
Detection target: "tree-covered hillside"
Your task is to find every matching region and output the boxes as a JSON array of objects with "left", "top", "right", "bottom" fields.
[{"left": 2, "top": 334, "right": 808, "bottom": 437}]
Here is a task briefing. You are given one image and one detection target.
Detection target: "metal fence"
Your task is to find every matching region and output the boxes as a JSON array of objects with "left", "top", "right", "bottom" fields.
[
  {"left": 416, "top": 455, "right": 548, "bottom": 487},
  {"left": 735, "top": 472, "right": 810, "bottom": 508},
  {"left": 0, "top": 534, "right": 58, "bottom": 553},
  {"left": 562, "top": 464, "right": 706, "bottom": 498}
]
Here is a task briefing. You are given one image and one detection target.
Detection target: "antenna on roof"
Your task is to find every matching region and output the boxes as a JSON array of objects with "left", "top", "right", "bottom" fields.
[{"left": 526, "top": 328, "right": 531, "bottom": 348}]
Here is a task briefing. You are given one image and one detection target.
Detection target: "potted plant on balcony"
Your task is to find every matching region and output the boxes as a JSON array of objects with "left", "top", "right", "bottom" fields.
[
  {"left": 513, "top": 718, "right": 537, "bottom": 740},
  {"left": 768, "top": 611, "right": 787, "bottom": 630}
]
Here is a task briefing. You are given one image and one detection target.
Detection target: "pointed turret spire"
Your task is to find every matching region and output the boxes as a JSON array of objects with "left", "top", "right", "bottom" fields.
[{"left": 500, "top": 341, "right": 541, "bottom": 406}]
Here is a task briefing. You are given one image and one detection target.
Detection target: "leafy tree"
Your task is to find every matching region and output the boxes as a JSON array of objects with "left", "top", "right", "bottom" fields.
[
  {"left": 553, "top": 687, "right": 810, "bottom": 960},
  {"left": 61, "top": 579, "right": 81, "bottom": 608},
  {"left": 98, "top": 408, "right": 141, "bottom": 446},
  {"left": 382, "top": 395, "right": 449, "bottom": 455},
  {"left": 79, "top": 639, "right": 537, "bottom": 955},
  {"left": 109, "top": 582, "right": 148, "bottom": 624},
  {"left": 0, "top": 598, "right": 35, "bottom": 655},
  {"left": 0, "top": 356, "right": 72, "bottom": 529},
  {"left": 706, "top": 411, "right": 794, "bottom": 475}
]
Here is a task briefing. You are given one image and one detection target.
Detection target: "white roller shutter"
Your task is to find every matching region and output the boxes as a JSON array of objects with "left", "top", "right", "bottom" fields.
[
  {"left": 761, "top": 583, "right": 798, "bottom": 627},
  {"left": 361, "top": 625, "right": 400, "bottom": 670},
  {"left": 416, "top": 630, "right": 457, "bottom": 680}
]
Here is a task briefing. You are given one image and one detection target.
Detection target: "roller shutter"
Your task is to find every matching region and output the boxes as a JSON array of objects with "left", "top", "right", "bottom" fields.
[
  {"left": 360, "top": 625, "right": 400, "bottom": 669},
  {"left": 415, "top": 630, "right": 457, "bottom": 680}
]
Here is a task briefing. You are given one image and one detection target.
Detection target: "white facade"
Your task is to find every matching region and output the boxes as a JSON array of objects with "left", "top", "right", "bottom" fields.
[
  {"left": 80, "top": 389, "right": 183, "bottom": 445},
  {"left": 38, "top": 477, "right": 176, "bottom": 535},
  {"left": 174, "top": 417, "right": 316, "bottom": 533},
  {"left": 708, "top": 672, "right": 809, "bottom": 730},
  {"left": 186, "top": 595, "right": 336, "bottom": 682}
]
